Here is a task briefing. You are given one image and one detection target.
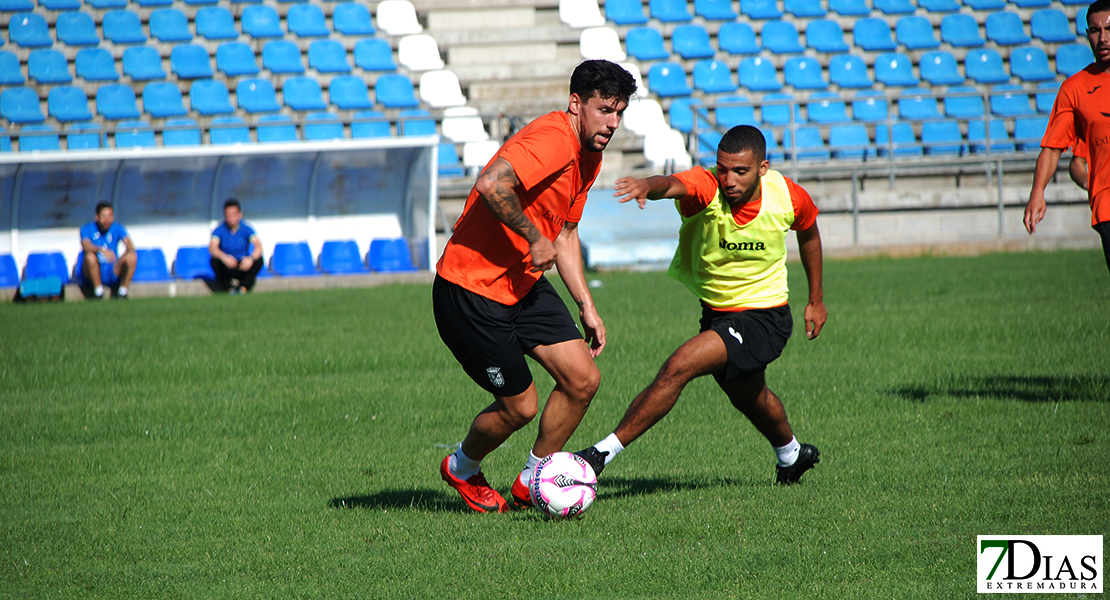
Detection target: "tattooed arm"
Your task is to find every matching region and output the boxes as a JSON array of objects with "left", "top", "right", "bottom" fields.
[{"left": 474, "top": 157, "right": 557, "bottom": 272}]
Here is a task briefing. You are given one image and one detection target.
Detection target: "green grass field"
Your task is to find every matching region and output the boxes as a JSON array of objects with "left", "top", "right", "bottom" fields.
[{"left": 1, "top": 249, "right": 1107, "bottom": 599}]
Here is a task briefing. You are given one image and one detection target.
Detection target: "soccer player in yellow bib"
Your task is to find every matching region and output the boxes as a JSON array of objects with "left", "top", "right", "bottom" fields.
[{"left": 577, "top": 125, "right": 827, "bottom": 485}]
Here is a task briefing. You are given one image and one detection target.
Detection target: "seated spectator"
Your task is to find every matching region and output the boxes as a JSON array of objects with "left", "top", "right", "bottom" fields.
[
  {"left": 209, "top": 198, "right": 264, "bottom": 293},
  {"left": 80, "top": 201, "right": 136, "bottom": 299}
]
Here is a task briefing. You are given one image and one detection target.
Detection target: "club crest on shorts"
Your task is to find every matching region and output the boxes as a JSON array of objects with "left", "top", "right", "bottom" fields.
[{"left": 486, "top": 366, "right": 505, "bottom": 387}]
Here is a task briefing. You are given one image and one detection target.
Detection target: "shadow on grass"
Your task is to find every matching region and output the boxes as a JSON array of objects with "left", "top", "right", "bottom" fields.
[
  {"left": 599, "top": 474, "right": 758, "bottom": 500},
  {"left": 329, "top": 488, "right": 471, "bottom": 513},
  {"left": 892, "top": 374, "right": 1110, "bottom": 403}
]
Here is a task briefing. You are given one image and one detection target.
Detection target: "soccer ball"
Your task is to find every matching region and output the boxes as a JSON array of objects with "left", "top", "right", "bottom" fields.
[{"left": 530, "top": 451, "right": 598, "bottom": 519}]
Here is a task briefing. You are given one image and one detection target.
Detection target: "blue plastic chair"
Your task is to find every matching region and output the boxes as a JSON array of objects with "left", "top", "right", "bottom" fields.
[
  {"left": 216, "top": 43, "right": 260, "bottom": 76},
  {"left": 806, "top": 20, "right": 848, "bottom": 53},
  {"left": 986, "top": 12, "right": 1030, "bottom": 45},
  {"left": 1010, "top": 46, "right": 1054, "bottom": 82},
  {"left": 672, "top": 25, "right": 715, "bottom": 59},
  {"left": 762, "top": 21, "right": 804, "bottom": 54},
  {"left": 943, "top": 86, "right": 985, "bottom": 118},
  {"left": 67, "top": 123, "right": 103, "bottom": 150},
  {"left": 829, "top": 0, "right": 868, "bottom": 15},
  {"left": 40, "top": 0, "right": 81, "bottom": 8},
  {"left": 785, "top": 0, "right": 826, "bottom": 17},
  {"left": 329, "top": 76, "right": 374, "bottom": 110},
  {"left": 829, "top": 54, "right": 872, "bottom": 88},
  {"left": 650, "top": 0, "right": 692, "bottom": 22},
  {"left": 23, "top": 252, "right": 69, "bottom": 282},
  {"left": 237, "top": 79, "right": 281, "bottom": 113},
  {"left": 760, "top": 126, "right": 785, "bottom": 162},
  {"left": 921, "top": 120, "right": 965, "bottom": 156},
  {"left": 56, "top": 12, "right": 99, "bottom": 46},
  {"left": 990, "top": 84, "right": 1035, "bottom": 116},
  {"left": 143, "top": 82, "right": 187, "bottom": 118},
  {"left": 398, "top": 109, "right": 436, "bottom": 136},
  {"left": 647, "top": 63, "right": 692, "bottom": 97},
  {"left": 828, "top": 124, "right": 874, "bottom": 160},
  {"left": 606, "top": 0, "right": 648, "bottom": 24},
  {"left": 173, "top": 247, "right": 215, "bottom": 280},
  {"left": 898, "top": 88, "right": 941, "bottom": 120},
  {"left": 368, "top": 238, "right": 417, "bottom": 272},
  {"left": 940, "top": 14, "right": 984, "bottom": 47},
  {"left": 210, "top": 118, "right": 251, "bottom": 144},
  {"left": 1009, "top": 0, "right": 1049, "bottom": 8},
  {"left": 964, "top": 0, "right": 1004, "bottom": 7},
  {"left": 102, "top": 10, "right": 146, "bottom": 44},
  {"left": 9, "top": 12, "right": 52, "bottom": 47},
  {"left": 717, "top": 22, "right": 758, "bottom": 55},
  {"left": 308, "top": 40, "right": 351, "bottom": 73},
  {"left": 96, "top": 85, "right": 140, "bottom": 119},
  {"left": 288, "top": 4, "right": 329, "bottom": 36},
  {"left": 968, "top": 119, "right": 1015, "bottom": 154},
  {"left": 19, "top": 125, "right": 60, "bottom": 151},
  {"left": 271, "top": 242, "right": 319, "bottom": 277},
  {"left": 48, "top": 86, "right": 92, "bottom": 122},
  {"left": 1013, "top": 116, "right": 1049, "bottom": 151},
  {"left": 256, "top": 115, "right": 298, "bottom": 143},
  {"left": 163, "top": 119, "right": 202, "bottom": 146},
  {"left": 875, "top": 122, "right": 922, "bottom": 157},
  {"left": 715, "top": 96, "right": 757, "bottom": 129},
  {"left": 875, "top": 0, "right": 914, "bottom": 14},
  {"left": 918, "top": 0, "right": 959, "bottom": 11},
  {"left": 196, "top": 7, "right": 238, "bottom": 40},
  {"left": 242, "top": 5, "right": 283, "bottom": 38},
  {"left": 920, "top": 51, "right": 964, "bottom": 86},
  {"left": 263, "top": 41, "right": 305, "bottom": 74},
  {"left": 1035, "top": 82, "right": 1058, "bottom": 112},
  {"left": 87, "top": 0, "right": 128, "bottom": 8},
  {"left": 121, "top": 47, "right": 165, "bottom": 80},
  {"left": 333, "top": 3, "right": 375, "bottom": 35},
  {"left": 1031, "top": 9, "right": 1075, "bottom": 43},
  {"left": 171, "top": 45, "right": 214, "bottom": 79},
  {"left": 668, "top": 97, "right": 710, "bottom": 133},
  {"left": 0, "top": 255, "right": 19, "bottom": 288},
  {"left": 625, "top": 27, "right": 667, "bottom": 61},
  {"left": 150, "top": 9, "right": 192, "bottom": 42},
  {"left": 284, "top": 77, "right": 328, "bottom": 110},
  {"left": 0, "top": 0, "right": 34, "bottom": 9},
  {"left": 1076, "top": 7, "right": 1088, "bottom": 36},
  {"left": 761, "top": 93, "right": 801, "bottom": 125},
  {"left": 738, "top": 57, "right": 782, "bottom": 91},
  {"left": 896, "top": 16, "right": 940, "bottom": 50},
  {"left": 854, "top": 18, "right": 897, "bottom": 52},
  {"left": 806, "top": 91, "right": 848, "bottom": 123},
  {"left": 74, "top": 48, "right": 120, "bottom": 81},
  {"left": 740, "top": 0, "right": 783, "bottom": 19},
  {"left": 351, "top": 110, "right": 392, "bottom": 138},
  {"left": 852, "top": 91, "right": 888, "bottom": 122},
  {"left": 1055, "top": 44, "right": 1092, "bottom": 77},
  {"left": 438, "top": 143, "right": 465, "bottom": 178},
  {"left": 965, "top": 49, "right": 1009, "bottom": 84},
  {"left": 354, "top": 38, "right": 397, "bottom": 71},
  {"left": 783, "top": 126, "right": 830, "bottom": 161},
  {"left": 1, "top": 87, "right": 45, "bottom": 123},
  {"left": 874, "top": 53, "right": 919, "bottom": 87},
  {"left": 319, "top": 241, "right": 367, "bottom": 274},
  {"left": 0, "top": 52, "right": 24, "bottom": 85},
  {"left": 692, "top": 59, "right": 736, "bottom": 93},
  {"left": 29, "top": 50, "right": 73, "bottom": 84},
  {"left": 375, "top": 74, "right": 419, "bottom": 108},
  {"left": 695, "top": 0, "right": 736, "bottom": 19},
  {"left": 190, "top": 79, "right": 234, "bottom": 115},
  {"left": 133, "top": 249, "right": 171, "bottom": 282},
  {"left": 115, "top": 121, "right": 156, "bottom": 148},
  {"left": 784, "top": 57, "right": 827, "bottom": 89}
]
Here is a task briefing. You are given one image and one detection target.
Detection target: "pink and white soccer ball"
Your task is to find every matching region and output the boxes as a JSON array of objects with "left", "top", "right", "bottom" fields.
[{"left": 530, "top": 451, "right": 598, "bottom": 519}]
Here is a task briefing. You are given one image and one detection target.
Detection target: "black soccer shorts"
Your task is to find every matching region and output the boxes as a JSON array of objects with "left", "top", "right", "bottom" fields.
[
  {"left": 433, "top": 275, "right": 583, "bottom": 396},
  {"left": 699, "top": 303, "right": 793, "bottom": 385}
]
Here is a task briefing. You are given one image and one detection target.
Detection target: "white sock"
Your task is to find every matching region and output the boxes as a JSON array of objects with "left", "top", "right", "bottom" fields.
[
  {"left": 594, "top": 433, "right": 625, "bottom": 466},
  {"left": 94, "top": 285, "right": 104, "bottom": 297},
  {"left": 518, "top": 451, "right": 541, "bottom": 486},
  {"left": 117, "top": 286, "right": 128, "bottom": 297},
  {"left": 774, "top": 437, "right": 801, "bottom": 467},
  {"left": 448, "top": 448, "right": 481, "bottom": 480}
]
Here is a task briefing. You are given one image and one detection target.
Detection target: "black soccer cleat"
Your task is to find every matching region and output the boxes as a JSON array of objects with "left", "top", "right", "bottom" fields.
[
  {"left": 776, "top": 443, "right": 820, "bottom": 485},
  {"left": 574, "top": 447, "right": 609, "bottom": 477}
]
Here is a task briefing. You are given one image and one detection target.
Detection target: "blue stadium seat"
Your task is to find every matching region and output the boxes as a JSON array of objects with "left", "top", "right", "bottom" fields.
[
  {"left": 56, "top": 12, "right": 99, "bottom": 45},
  {"left": 606, "top": 0, "right": 648, "bottom": 24},
  {"left": 1076, "top": 7, "right": 1087, "bottom": 36},
  {"left": 257, "top": 115, "right": 298, "bottom": 143},
  {"left": 1010, "top": 46, "right": 1054, "bottom": 82},
  {"left": 650, "top": 0, "right": 692, "bottom": 22},
  {"left": 309, "top": 40, "right": 351, "bottom": 73},
  {"left": 668, "top": 97, "right": 710, "bottom": 133},
  {"left": 1035, "top": 81, "right": 1058, "bottom": 112},
  {"left": 40, "top": 0, "right": 81, "bottom": 8},
  {"left": 740, "top": 0, "right": 783, "bottom": 19},
  {"left": 1030, "top": 9, "right": 1074, "bottom": 43},
  {"left": 875, "top": 52, "right": 918, "bottom": 86},
  {"left": 77, "top": 48, "right": 121, "bottom": 81},
  {"left": 1, "top": 0, "right": 33, "bottom": 9},
  {"left": 943, "top": 86, "right": 985, "bottom": 118},
  {"left": 237, "top": 79, "right": 280, "bottom": 113},
  {"left": 965, "top": 49, "right": 1009, "bottom": 84},
  {"left": 1056, "top": 43, "right": 1093, "bottom": 77},
  {"left": 829, "top": 54, "right": 873, "bottom": 88},
  {"left": 162, "top": 119, "right": 201, "bottom": 146},
  {"left": 696, "top": 128, "right": 723, "bottom": 166},
  {"left": 806, "top": 20, "right": 848, "bottom": 53},
  {"left": 760, "top": 126, "right": 785, "bottom": 162},
  {"left": 784, "top": 57, "right": 827, "bottom": 89},
  {"left": 262, "top": 41, "right": 305, "bottom": 74},
  {"left": 967, "top": 118, "right": 1015, "bottom": 154},
  {"left": 673, "top": 25, "right": 715, "bottom": 59},
  {"left": 135, "top": 0, "right": 172, "bottom": 7},
  {"left": 351, "top": 110, "right": 391, "bottom": 138},
  {"left": 19, "top": 125, "right": 60, "bottom": 151},
  {"left": 785, "top": 0, "right": 826, "bottom": 17},
  {"left": 115, "top": 121, "right": 156, "bottom": 147},
  {"left": 190, "top": 79, "right": 234, "bottom": 115},
  {"left": 693, "top": 59, "right": 736, "bottom": 93},
  {"left": 875, "top": 122, "right": 922, "bottom": 156},
  {"left": 627, "top": 27, "right": 669, "bottom": 61},
  {"left": 986, "top": 12, "right": 1030, "bottom": 45},
  {"left": 23, "top": 252, "right": 69, "bottom": 282},
  {"left": 96, "top": 85, "right": 140, "bottom": 119},
  {"left": 1009, "top": 0, "right": 1048, "bottom": 8},
  {"left": 28, "top": 50, "right": 73, "bottom": 84},
  {"left": 783, "top": 126, "right": 830, "bottom": 161},
  {"left": 375, "top": 74, "right": 420, "bottom": 108},
  {"left": 173, "top": 246, "right": 214, "bottom": 279},
  {"left": 898, "top": 88, "right": 941, "bottom": 120},
  {"left": 762, "top": 21, "right": 804, "bottom": 53},
  {"left": 121, "top": 47, "right": 165, "bottom": 80},
  {"left": 87, "top": 0, "right": 128, "bottom": 8},
  {"left": 1013, "top": 116, "right": 1048, "bottom": 151},
  {"left": 319, "top": 240, "right": 367, "bottom": 274},
  {"left": 398, "top": 108, "right": 436, "bottom": 136},
  {"left": 216, "top": 43, "right": 260, "bottom": 76},
  {"left": 647, "top": 63, "right": 692, "bottom": 97},
  {"left": 807, "top": 91, "right": 848, "bottom": 123},
  {"left": 852, "top": 90, "right": 888, "bottom": 122},
  {"left": 696, "top": 0, "right": 736, "bottom": 19},
  {"left": 438, "top": 143, "right": 465, "bottom": 179},
  {"left": 715, "top": 96, "right": 757, "bottom": 128},
  {"left": 288, "top": 4, "right": 329, "bottom": 37},
  {"left": 133, "top": 249, "right": 171, "bottom": 282},
  {"left": 738, "top": 57, "right": 782, "bottom": 91},
  {"left": 143, "top": 82, "right": 187, "bottom": 117},
  {"left": 329, "top": 76, "right": 374, "bottom": 109},
  {"left": 717, "top": 22, "right": 758, "bottom": 55},
  {"left": 196, "top": 7, "right": 238, "bottom": 39},
  {"left": 0, "top": 255, "right": 19, "bottom": 288},
  {"left": 940, "top": 14, "right": 984, "bottom": 47},
  {"left": 66, "top": 123, "right": 103, "bottom": 150},
  {"left": 368, "top": 238, "right": 417, "bottom": 272},
  {"left": 304, "top": 112, "right": 344, "bottom": 140},
  {"left": 332, "top": 3, "right": 375, "bottom": 35},
  {"left": 0, "top": 51, "right": 22, "bottom": 85},
  {"left": 271, "top": 242, "right": 319, "bottom": 276},
  {"left": 829, "top": 0, "right": 869, "bottom": 15},
  {"left": 9, "top": 12, "right": 52, "bottom": 47},
  {"left": 354, "top": 38, "right": 397, "bottom": 71},
  {"left": 920, "top": 50, "right": 963, "bottom": 85},
  {"left": 209, "top": 117, "right": 251, "bottom": 144},
  {"left": 828, "top": 124, "right": 874, "bottom": 159},
  {"left": 171, "top": 45, "right": 214, "bottom": 79},
  {"left": 242, "top": 5, "right": 283, "bottom": 38},
  {"left": 47, "top": 86, "right": 92, "bottom": 121},
  {"left": 102, "top": 10, "right": 146, "bottom": 44},
  {"left": 762, "top": 92, "right": 802, "bottom": 125},
  {"left": 283, "top": 77, "right": 327, "bottom": 110},
  {"left": 854, "top": 18, "right": 897, "bottom": 51},
  {"left": 918, "top": 0, "right": 959, "bottom": 11},
  {"left": 1, "top": 136, "right": 11, "bottom": 152},
  {"left": 921, "top": 120, "right": 965, "bottom": 155},
  {"left": 963, "top": 0, "right": 1004, "bottom": 7},
  {"left": 150, "top": 8, "right": 192, "bottom": 42},
  {"left": 875, "top": 0, "right": 914, "bottom": 14},
  {"left": 990, "top": 84, "right": 1035, "bottom": 116},
  {"left": 1, "top": 87, "right": 45, "bottom": 123},
  {"left": 896, "top": 16, "right": 939, "bottom": 49}
]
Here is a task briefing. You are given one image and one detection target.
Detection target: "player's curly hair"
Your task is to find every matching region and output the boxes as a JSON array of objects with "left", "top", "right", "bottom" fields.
[
  {"left": 718, "top": 125, "right": 767, "bottom": 162},
  {"left": 570, "top": 60, "right": 638, "bottom": 104}
]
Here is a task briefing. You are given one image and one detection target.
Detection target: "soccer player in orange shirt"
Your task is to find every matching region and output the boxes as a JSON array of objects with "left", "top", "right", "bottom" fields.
[
  {"left": 434, "top": 60, "right": 638, "bottom": 512},
  {"left": 1026, "top": 0, "right": 1110, "bottom": 276}
]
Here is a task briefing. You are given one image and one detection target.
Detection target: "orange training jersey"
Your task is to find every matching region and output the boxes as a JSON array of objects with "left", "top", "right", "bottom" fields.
[
  {"left": 673, "top": 166, "right": 818, "bottom": 230},
  {"left": 437, "top": 111, "right": 601, "bottom": 305},
  {"left": 1041, "top": 64, "right": 1110, "bottom": 226}
]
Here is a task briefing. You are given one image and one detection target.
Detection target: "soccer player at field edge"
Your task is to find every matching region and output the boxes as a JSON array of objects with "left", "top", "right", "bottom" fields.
[
  {"left": 1025, "top": 0, "right": 1110, "bottom": 277},
  {"left": 434, "top": 59, "right": 638, "bottom": 513},
  {"left": 575, "top": 125, "right": 826, "bottom": 486},
  {"left": 80, "top": 201, "right": 136, "bottom": 299},
  {"left": 209, "top": 199, "right": 264, "bottom": 294}
]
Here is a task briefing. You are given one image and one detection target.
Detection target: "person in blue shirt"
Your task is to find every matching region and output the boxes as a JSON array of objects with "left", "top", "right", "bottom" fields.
[
  {"left": 79, "top": 201, "right": 136, "bottom": 299},
  {"left": 209, "top": 199, "right": 264, "bottom": 293}
]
